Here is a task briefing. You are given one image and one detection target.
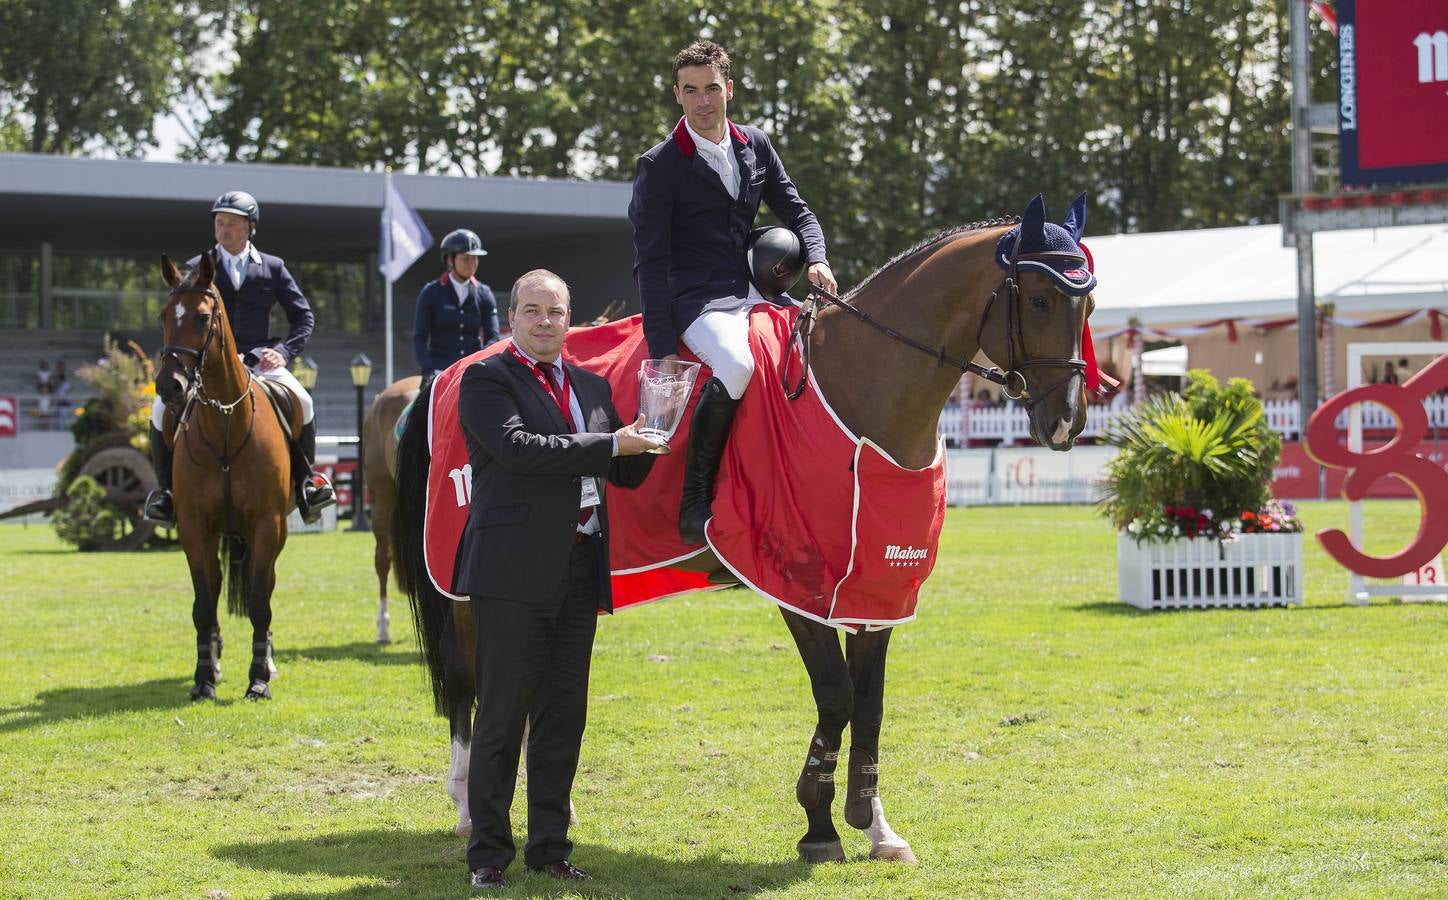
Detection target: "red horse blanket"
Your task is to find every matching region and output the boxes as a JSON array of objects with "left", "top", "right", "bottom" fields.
[{"left": 423, "top": 306, "right": 945, "bottom": 631}]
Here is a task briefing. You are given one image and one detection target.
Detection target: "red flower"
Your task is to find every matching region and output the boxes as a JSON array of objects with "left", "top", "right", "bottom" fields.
[
  {"left": 1164, "top": 505, "right": 1177, "bottom": 516},
  {"left": 1181, "top": 507, "right": 1196, "bottom": 518},
  {"left": 1196, "top": 515, "right": 1208, "bottom": 530},
  {"left": 1241, "top": 511, "right": 1256, "bottom": 521}
]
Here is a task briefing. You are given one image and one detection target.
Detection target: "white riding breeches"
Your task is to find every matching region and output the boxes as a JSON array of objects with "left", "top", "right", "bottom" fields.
[
  {"left": 151, "top": 356, "right": 314, "bottom": 428},
  {"left": 682, "top": 291, "right": 767, "bottom": 400}
]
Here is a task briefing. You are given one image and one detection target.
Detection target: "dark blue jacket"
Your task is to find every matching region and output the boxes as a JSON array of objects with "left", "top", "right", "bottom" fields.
[
  {"left": 412, "top": 273, "right": 500, "bottom": 372},
  {"left": 628, "top": 117, "right": 827, "bottom": 359},
  {"left": 185, "top": 246, "right": 313, "bottom": 364}
]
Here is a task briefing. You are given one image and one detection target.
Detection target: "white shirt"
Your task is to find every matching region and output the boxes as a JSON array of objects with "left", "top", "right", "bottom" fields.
[
  {"left": 685, "top": 119, "right": 739, "bottom": 198},
  {"left": 216, "top": 242, "right": 261, "bottom": 290},
  {"left": 449, "top": 274, "right": 471, "bottom": 303}
]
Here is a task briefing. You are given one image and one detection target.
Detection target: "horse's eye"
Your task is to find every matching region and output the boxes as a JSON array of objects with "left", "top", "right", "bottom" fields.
[{"left": 1030, "top": 295, "right": 1049, "bottom": 310}]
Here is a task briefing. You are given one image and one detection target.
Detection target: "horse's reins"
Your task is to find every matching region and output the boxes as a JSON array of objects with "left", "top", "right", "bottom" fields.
[{"left": 784, "top": 230, "right": 1088, "bottom": 410}]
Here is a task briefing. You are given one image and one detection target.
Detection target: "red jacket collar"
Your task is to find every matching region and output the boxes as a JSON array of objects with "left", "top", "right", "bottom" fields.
[
  {"left": 671, "top": 116, "right": 747, "bottom": 156},
  {"left": 439, "top": 272, "right": 478, "bottom": 287}
]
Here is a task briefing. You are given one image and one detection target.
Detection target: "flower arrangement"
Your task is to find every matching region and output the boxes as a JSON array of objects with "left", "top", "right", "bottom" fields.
[
  {"left": 1100, "top": 370, "right": 1298, "bottom": 545},
  {"left": 59, "top": 339, "right": 155, "bottom": 486}
]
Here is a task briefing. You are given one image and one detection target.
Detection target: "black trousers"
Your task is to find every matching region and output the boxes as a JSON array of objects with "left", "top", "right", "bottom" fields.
[{"left": 466, "top": 536, "right": 600, "bottom": 871}]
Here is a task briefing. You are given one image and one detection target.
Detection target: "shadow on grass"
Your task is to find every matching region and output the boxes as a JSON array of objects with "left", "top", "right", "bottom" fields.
[
  {"left": 214, "top": 828, "right": 811, "bottom": 899},
  {"left": 0, "top": 676, "right": 204, "bottom": 732},
  {"left": 275, "top": 642, "right": 420, "bottom": 666}
]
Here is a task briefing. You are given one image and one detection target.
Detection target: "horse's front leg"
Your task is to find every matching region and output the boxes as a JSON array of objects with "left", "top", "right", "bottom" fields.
[
  {"left": 780, "top": 610, "right": 852, "bottom": 863},
  {"left": 243, "top": 521, "right": 282, "bottom": 700},
  {"left": 186, "top": 530, "right": 223, "bottom": 701},
  {"left": 844, "top": 627, "right": 915, "bottom": 863}
]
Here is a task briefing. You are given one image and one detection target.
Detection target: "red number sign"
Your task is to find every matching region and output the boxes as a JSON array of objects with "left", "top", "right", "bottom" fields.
[{"left": 1304, "top": 355, "right": 1448, "bottom": 578}]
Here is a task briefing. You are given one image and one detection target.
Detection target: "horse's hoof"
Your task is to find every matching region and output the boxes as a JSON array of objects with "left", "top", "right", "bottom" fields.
[
  {"left": 797, "top": 841, "right": 845, "bottom": 864},
  {"left": 244, "top": 681, "right": 272, "bottom": 700},
  {"left": 190, "top": 683, "right": 217, "bottom": 701},
  {"left": 870, "top": 844, "right": 918, "bottom": 864},
  {"left": 376, "top": 635, "right": 392, "bottom": 645},
  {"left": 455, "top": 819, "right": 472, "bottom": 837}
]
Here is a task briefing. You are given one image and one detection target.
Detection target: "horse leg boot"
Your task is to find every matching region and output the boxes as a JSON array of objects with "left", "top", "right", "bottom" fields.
[
  {"left": 845, "top": 747, "right": 915, "bottom": 863},
  {"left": 678, "top": 377, "right": 739, "bottom": 546},
  {"left": 143, "top": 424, "right": 176, "bottom": 526},
  {"left": 245, "top": 631, "right": 275, "bottom": 700},
  {"left": 796, "top": 728, "right": 846, "bottom": 863},
  {"left": 291, "top": 421, "right": 335, "bottom": 524}
]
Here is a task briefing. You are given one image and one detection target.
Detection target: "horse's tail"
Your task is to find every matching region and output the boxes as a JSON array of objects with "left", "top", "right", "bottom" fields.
[
  {"left": 391, "top": 379, "right": 451, "bottom": 716},
  {"left": 220, "top": 534, "right": 250, "bottom": 618}
]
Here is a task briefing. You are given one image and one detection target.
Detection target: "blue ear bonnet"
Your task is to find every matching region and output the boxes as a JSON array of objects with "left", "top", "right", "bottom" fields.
[{"left": 994, "top": 193, "right": 1098, "bottom": 297}]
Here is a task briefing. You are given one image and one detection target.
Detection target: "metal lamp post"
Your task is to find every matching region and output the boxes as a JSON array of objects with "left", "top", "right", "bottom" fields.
[{"left": 349, "top": 353, "right": 372, "bottom": 531}]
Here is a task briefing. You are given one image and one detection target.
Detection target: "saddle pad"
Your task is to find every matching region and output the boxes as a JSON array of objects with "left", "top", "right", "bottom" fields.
[{"left": 422, "top": 307, "right": 945, "bottom": 631}]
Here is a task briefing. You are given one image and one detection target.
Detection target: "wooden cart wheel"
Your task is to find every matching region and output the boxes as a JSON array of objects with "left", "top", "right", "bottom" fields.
[{"left": 77, "top": 446, "right": 157, "bottom": 551}]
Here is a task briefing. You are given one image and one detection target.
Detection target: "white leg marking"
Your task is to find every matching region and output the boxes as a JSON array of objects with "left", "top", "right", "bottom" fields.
[
  {"left": 1051, "top": 416, "right": 1072, "bottom": 445},
  {"left": 376, "top": 597, "right": 391, "bottom": 644},
  {"left": 865, "top": 797, "right": 917, "bottom": 863},
  {"left": 448, "top": 737, "right": 471, "bottom": 836}
]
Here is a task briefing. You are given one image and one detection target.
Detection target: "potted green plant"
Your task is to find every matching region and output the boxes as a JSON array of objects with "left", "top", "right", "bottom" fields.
[{"left": 1099, "top": 370, "right": 1303, "bottom": 609}]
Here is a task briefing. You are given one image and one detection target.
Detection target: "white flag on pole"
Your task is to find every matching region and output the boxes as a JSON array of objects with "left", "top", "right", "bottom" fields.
[{"left": 378, "top": 179, "right": 432, "bottom": 283}]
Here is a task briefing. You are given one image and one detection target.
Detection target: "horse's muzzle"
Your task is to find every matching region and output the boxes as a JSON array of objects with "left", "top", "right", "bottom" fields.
[{"left": 156, "top": 372, "right": 188, "bottom": 406}]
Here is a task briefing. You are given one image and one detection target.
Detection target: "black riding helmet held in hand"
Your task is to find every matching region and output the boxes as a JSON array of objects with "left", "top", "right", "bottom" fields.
[
  {"left": 747, "top": 226, "right": 803, "bottom": 303},
  {"left": 212, "top": 190, "right": 261, "bottom": 234},
  {"left": 440, "top": 229, "right": 488, "bottom": 265}
]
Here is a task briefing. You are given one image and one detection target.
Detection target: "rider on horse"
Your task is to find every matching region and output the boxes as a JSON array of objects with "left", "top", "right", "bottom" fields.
[
  {"left": 143, "top": 190, "right": 336, "bottom": 526},
  {"left": 628, "top": 40, "right": 836, "bottom": 546},
  {"left": 412, "top": 228, "right": 500, "bottom": 384}
]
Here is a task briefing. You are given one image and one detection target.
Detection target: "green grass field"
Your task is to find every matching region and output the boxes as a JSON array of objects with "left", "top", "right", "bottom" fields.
[{"left": 1, "top": 500, "right": 1445, "bottom": 899}]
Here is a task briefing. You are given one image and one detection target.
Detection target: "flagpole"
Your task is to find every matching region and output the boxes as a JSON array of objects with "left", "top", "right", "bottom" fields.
[{"left": 384, "top": 167, "right": 394, "bottom": 386}]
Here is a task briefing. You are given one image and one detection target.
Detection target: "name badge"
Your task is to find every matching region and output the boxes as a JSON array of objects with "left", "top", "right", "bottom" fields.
[{"left": 580, "top": 476, "right": 601, "bottom": 509}]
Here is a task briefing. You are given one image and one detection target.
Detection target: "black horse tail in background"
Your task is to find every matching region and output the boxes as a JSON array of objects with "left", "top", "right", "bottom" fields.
[{"left": 391, "top": 379, "right": 463, "bottom": 717}]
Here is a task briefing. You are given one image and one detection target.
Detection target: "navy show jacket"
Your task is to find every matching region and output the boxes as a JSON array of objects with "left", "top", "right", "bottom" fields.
[
  {"left": 185, "top": 246, "right": 313, "bottom": 365},
  {"left": 628, "top": 117, "right": 827, "bottom": 359},
  {"left": 412, "top": 273, "right": 500, "bottom": 372}
]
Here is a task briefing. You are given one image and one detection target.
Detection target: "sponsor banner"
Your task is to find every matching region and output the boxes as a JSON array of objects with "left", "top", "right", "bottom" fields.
[
  {"left": 1272, "top": 441, "right": 1447, "bottom": 499},
  {"left": 1338, "top": 0, "right": 1448, "bottom": 185},
  {"left": 945, "top": 446, "right": 1115, "bottom": 506},
  {"left": 0, "top": 396, "right": 16, "bottom": 438},
  {"left": 0, "top": 468, "right": 58, "bottom": 514}
]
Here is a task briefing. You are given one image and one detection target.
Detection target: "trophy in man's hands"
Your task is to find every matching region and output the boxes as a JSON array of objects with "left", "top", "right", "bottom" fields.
[{"left": 638, "top": 359, "right": 702, "bottom": 453}]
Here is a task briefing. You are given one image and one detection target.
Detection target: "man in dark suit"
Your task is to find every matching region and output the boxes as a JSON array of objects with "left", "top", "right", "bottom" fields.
[
  {"left": 453, "top": 269, "right": 664, "bottom": 890},
  {"left": 628, "top": 40, "right": 835, "bottom": 546},
  {"left": 143, "top": 190, "right": 335, "bottom": 526}
]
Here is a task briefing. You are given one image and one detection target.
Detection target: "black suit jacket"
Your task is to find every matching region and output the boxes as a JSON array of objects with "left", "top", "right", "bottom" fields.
[
  {"left": 411, "top": 274, "right": 501, "bottom": 372},
  {"left": 451, "top": 351, "right": 654, "bottom": 610},
  {"left": 186, "top": 246, "right": 314, "bottom": 364},
  {"left": 628, "top": 117, "right": 828, "bottom": 359}
]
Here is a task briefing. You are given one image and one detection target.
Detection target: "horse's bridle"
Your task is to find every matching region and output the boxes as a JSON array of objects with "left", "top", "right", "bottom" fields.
[
  {"left": 160, "top": 287, "right": 254, "bottom": 417},
  {"left": 784, "top": 231, "right": 1088, "bottom": 410}
]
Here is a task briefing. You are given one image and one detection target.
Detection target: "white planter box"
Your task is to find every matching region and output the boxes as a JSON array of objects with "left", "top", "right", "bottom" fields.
[{"left": 1117, "top": 532, "right": 1303, "bottom": 609}]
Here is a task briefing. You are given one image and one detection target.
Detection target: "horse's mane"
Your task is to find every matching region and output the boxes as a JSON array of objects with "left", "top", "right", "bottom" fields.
[{"left": 846, "top": 216, "right": 1020, "bottom": 300}]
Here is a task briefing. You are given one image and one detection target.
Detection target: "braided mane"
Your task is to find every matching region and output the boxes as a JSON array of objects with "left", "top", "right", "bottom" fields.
[{"left": 847, "top": 217, "right": 1020, "bottom": 300}]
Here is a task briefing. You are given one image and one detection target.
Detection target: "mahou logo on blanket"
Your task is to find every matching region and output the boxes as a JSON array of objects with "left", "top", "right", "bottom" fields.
[{"left": 884, "top": 545, "right": 930, "bottom": 564}]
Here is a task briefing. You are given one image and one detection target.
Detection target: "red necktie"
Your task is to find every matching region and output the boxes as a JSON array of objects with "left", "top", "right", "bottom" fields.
[{"left": 538, "top": 361, "right": 592, "bottom": 528}]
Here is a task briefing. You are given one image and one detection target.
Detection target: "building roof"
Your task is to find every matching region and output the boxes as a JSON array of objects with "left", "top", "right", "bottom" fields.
[{"left": 1087, "top": 222, "right": 1448, "bottom": 327}]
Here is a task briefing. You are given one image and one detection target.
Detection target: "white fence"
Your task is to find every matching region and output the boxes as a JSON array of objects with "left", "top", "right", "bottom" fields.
[{"left": 939, "top": 394, "right": 1448, "bottom": 446}]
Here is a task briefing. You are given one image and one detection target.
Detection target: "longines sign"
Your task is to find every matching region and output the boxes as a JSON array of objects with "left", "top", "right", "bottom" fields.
[{"left": 1337, "top": 0, "right": 1448, "bottom": 187}]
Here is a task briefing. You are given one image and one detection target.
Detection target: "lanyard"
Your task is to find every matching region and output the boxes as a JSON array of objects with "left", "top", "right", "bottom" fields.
[{"left": 507, "top": 342, "right": 574, "bottom": 429}]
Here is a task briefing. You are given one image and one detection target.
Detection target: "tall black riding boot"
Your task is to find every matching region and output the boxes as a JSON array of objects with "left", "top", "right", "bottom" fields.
[
  {"left": 678, "top": 377, "right": 740, "bottom": 545},
  {"left": 142, "top": 424, "right": 176, "bottom": 526},
  {"left": 293, "top": 421, "right": 335, "bottom": 524}
]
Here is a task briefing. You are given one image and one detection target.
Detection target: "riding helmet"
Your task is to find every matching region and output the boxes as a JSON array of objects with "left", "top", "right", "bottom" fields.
[
  {"left": 747, "top": 226, "right": 803, "bottom": 303},
  {"left": 440, "top": 229, "right": 488, "bottom": 265},
  {"left": 211, "top": 191, "right": 260, "bottom": 233}
]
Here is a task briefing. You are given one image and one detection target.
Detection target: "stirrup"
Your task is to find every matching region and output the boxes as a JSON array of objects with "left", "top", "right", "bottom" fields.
[
  {"left": 298, "top": 474, "right": 334, "bottom": 524},
  {"left": 143, "top": 489, "right": 176, "bottom": 526}
]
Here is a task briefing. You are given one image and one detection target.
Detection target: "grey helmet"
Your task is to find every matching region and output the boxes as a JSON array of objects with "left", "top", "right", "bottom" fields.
[
  {"left": 211, "top": 191, "right": 260, "bottom": 233},
  {"left": 747, "top": 226, "right": 803, "bottom": 303},
  {"left": 440, "top": 229, "right": 488, "bottom": 265}
]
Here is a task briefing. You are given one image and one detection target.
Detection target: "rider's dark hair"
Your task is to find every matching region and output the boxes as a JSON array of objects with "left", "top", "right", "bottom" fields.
[{"left": 673, "top": 41, "right": 730, "bottom": 81}]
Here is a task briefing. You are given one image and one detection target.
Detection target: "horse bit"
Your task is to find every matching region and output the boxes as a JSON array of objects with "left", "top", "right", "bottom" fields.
[{"left": 784, "top": 228, "right": 1088, "bottom": 409}]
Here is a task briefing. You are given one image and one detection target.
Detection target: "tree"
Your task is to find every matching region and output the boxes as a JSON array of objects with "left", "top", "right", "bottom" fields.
[{"left": 0, "top": 0, "right": 220, "bottom": 155}]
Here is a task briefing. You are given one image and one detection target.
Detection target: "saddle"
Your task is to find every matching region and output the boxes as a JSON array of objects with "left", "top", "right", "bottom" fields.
[{"left": 258, "top": 379, "right": 305, "bottom": 439}]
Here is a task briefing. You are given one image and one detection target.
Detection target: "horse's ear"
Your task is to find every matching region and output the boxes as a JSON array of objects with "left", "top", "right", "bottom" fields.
[
  {"left": 160, "top": 254, "right": 180, "bottom": 288},
  {"left": 195, "top": 252, "right": 216, "bottom": 287},
  {"left": 1022, "top": 194, "right": 1046, "bottom": 246},
  {"left": 1063, "top": 191, "right": 1088, "bottom": 243}
]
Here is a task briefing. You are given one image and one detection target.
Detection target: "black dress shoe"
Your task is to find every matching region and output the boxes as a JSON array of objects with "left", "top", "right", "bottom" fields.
[
  {"left": 527, "top": 860, "right": 591, "bottom": 881},
  {"left": 469, "top": 866, "right": 505, "bottom": 889}
]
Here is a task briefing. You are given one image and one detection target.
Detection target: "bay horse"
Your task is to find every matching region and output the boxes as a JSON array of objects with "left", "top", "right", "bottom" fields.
[
  {"left": 155, "top": 254, "right": 300, "bottom": 701},
  {"left": 361, "top": 375, "right": 421, "bottom": 644},
  {"left": 392, "top": 195, "right": 1096, "bottom": 859}
]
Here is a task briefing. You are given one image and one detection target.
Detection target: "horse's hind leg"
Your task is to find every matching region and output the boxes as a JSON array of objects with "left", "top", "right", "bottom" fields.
[
  {"left": 780, "top": 610, "right": 852, "bottom": 863},
  {"left": 844, "top": 628, "right": 915, "bottom": 863},
  {"left": 371, "top": 489, "right": 394, "bottom": 644},
  {"left": 185, "top": 531, "right": 223, "bottom": 701},
  {"left": 447, "top": 693, "right": 473, "bottom": 836}
]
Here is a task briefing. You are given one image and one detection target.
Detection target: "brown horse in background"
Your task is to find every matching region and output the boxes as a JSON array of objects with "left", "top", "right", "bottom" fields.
[
  {"left": 361, "top": 375, "right": 421, "bottom": 644},
  {"left": 155, "top": 254, "right": 300, "bottom": 700}
]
